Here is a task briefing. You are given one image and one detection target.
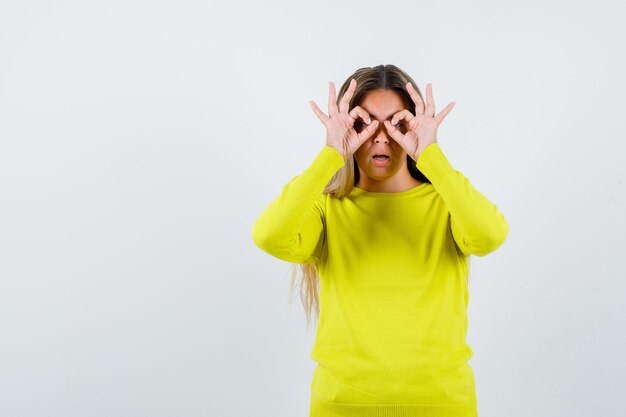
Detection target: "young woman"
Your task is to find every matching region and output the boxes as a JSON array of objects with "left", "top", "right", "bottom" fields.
[{"left": 252, "top": 64, "right": 508, "bottom": 417}]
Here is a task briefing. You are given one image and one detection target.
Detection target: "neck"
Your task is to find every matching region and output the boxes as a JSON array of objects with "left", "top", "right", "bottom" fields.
[{"left": 356, "top": 176, "right": 422, "bottom": 193}]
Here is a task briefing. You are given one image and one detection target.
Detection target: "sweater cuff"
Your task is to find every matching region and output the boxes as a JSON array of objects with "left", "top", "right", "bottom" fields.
[
  {"left": 300, "top": 145, "right": 346, "bottom": 185},
  {"left": 415, "top": 143, "right": 455, "bottom": 187}
]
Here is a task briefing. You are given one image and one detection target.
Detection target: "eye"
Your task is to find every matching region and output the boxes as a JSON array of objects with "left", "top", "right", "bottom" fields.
[
  {"left": 353, "top": 119, "right": 366, "bottom": 132},
  {"left": 393, "top": 121, "right": 408, "bottom": 133}
]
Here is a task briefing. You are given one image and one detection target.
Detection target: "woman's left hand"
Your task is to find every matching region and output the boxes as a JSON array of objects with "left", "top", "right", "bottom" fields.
[{"left": 383, "top": 82, "right": 456, "bottom": 161}]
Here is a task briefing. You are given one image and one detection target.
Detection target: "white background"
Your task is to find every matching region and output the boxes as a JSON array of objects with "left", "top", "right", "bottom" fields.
[{"left": 1, "top": 1, "right": 625, "bottom": 416}]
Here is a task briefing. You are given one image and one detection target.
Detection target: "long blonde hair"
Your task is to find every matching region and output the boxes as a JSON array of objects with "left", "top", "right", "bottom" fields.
[{"left": 290, "top": 64, "right": 461, "bottom": 330}]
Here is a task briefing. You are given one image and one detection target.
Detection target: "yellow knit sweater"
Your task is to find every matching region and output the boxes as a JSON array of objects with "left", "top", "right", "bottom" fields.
[{"left": 252, "top": 143, "right": 509, "bottom": 417}]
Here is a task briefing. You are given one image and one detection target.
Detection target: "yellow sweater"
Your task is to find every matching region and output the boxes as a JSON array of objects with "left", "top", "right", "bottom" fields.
[{"left": 252, "top": 143, "right": 508, "bottom": 417}]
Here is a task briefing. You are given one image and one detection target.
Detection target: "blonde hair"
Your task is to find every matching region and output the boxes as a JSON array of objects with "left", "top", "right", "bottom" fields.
[{"left": 290, "top": 64, "right": 465, "bottom": 330}]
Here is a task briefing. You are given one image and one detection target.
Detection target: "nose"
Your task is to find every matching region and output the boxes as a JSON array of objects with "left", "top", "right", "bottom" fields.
[{"left": 373, "top": 123, "right": 389, "bottom": 144}]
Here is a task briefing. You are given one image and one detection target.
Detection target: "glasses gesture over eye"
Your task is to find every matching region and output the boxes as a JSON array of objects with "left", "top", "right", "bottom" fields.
[
  {"left": 308, "top": 79, "right": 379, "bottom": 162},
  {"left": 383, "top": 82, "right": 456, "bottom": 161}
]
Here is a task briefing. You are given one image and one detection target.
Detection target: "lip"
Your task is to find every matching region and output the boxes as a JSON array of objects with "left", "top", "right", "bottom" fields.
[{"left": 372, "top": 156, "right": 391, "bottom": 167}]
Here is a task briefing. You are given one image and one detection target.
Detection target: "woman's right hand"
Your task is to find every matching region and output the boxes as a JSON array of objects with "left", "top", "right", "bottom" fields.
[{"left": 308, "top": 79, "right": 380, "bottom": 161}]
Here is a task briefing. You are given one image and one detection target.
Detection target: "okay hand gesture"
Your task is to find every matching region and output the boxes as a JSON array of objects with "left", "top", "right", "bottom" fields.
[
  {"left": 308, "top": 79, "right": 380, "bottom": 161},
  {"left": 384, "top": 83, "right": 456, "bottom": 161}
]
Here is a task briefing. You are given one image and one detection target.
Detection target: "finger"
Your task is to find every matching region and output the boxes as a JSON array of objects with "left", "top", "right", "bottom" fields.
[
  {"left": 383, "top": 120, "right": 405, "bottom": 143},
  {"left": 309, "top": 100, "right": 329, "bottom": 124},
  {"left": 339, "top": 79, "right": 356, "bottom": 114},
  {"left": 434, "top": 101, "right": 456, "bottom": 125},
  {"left": 356, "top": 120, "right": 379, "bottom": 144},
  {"left": 390, "top": 109, "right": 414, "bottom": 126},
  {"left": 425, "top": 83, "right": 435, "bottom": 117},
  {"left": 348, "top": 105, "right": 372, "bottom": 124},
  {"left": 328, "top": 82, "right": 339, "bottom": 116},
  {"left": 406, "top": 82, "right": 425, "bottom": 115}
]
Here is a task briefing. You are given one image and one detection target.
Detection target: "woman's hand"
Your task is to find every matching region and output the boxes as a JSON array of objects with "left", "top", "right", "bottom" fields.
[
  {"left": 308, "top": 79, "right": 380, "bottom": 161},
  {"left": 384, "top": 82, "right": 456, "bottom": 161}
]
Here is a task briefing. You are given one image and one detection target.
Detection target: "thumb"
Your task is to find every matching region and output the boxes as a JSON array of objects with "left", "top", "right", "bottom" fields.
[
  {"left": 356, "top": 120, "right": 379, "bottom": 145},
  {"left": 383, "top": 120, "right": 404, "bottom": 143}
]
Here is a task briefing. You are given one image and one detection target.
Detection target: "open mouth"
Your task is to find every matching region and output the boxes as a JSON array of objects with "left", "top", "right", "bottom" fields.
[{"left": 372, "top": 154, "right": 391, "bottom": 166}]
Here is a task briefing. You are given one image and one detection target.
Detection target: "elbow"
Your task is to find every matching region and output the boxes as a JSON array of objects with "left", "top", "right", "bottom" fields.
[
  {"left": 251, "top": 220, "right": 298, "bottom": 262},
  {"left": 472, "top": 219, "right": 509, "bottom": 257},
  {"left": 251, "top": 221, "right": 319, "bottom": 264},
  {"left": 251, "top": 219, "right": 273, "bottom": 253}
]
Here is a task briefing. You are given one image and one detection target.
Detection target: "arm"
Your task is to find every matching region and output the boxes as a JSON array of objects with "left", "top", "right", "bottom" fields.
[
  {"left": 251, "top": 145, "right": 346, "bottom": 264},
  {"left": 416, "top": 143, "right": 509, "bottom": 257}
]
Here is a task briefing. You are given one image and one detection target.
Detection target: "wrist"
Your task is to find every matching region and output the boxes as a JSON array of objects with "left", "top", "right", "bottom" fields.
[{"left": 414, "top": 142, "right": 436, "bottom": 161}]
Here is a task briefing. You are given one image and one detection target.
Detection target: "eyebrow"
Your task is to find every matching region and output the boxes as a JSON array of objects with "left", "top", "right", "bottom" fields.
[{"left": 363, "top": 110, "right": 404, "bottom": 121}]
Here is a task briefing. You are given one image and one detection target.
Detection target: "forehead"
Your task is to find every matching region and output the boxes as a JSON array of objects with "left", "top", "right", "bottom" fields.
[{"left": 358, "top": 89, "right": 405, "bottom": 119}]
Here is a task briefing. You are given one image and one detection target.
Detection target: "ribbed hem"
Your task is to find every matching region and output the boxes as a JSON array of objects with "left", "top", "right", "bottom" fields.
[
  {"left": 310, "top": 399, "right": 477, "bottom": 417},
  {"left": 414, "top": 143, "right": 455, "bottom": 189},
  {"left": 300, "top": 145, "right": 346, "bottom": 186}
]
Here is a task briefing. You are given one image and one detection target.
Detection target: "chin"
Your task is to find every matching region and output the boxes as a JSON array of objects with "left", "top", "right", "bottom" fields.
[{"left": 365, "top": 166, "right": 399, "bottom": 177}]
